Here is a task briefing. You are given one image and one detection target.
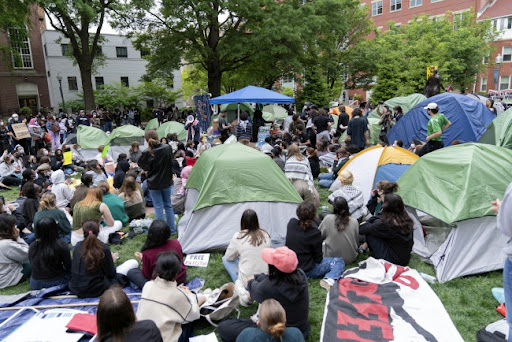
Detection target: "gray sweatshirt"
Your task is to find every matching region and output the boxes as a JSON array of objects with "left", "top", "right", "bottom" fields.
[{"left": 0, "top": 237, "right": 29, "bottom": 288}]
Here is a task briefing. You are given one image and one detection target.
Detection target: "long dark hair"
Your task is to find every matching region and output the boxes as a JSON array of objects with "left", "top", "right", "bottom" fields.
[
  {"left": 380, "top": 194, "right": 413, "bottom": 235},
  {"left": 238, "top": 209, "right": 269, "bottom": 247},
  {"left": 297, "top": 201, "right": 316, "bottom": 231},
  {"left": 154, "top": 251, "right": 181, "bottom": 281},
  {"left": 333, "top": 197, "right": 350, "bottom": 231},
  {"left": 97, "top": 287, "right": 136, "bottom": 342},
  {"left": 34, "top": 217, "right": 62, "bottom": 272},
  {"left": 81, "top": 219, "right": 105, "bottom": 272},
  {"left": 141, "top": 219, "right": 170, "bottom": 252},
  {"left": 0, "top": 213, "right": 17, "bottom": 240}
]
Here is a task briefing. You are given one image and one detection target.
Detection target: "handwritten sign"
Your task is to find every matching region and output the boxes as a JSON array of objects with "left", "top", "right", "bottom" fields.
[
  {"left": 184, "top": 253, "right": 210, "bottom": 268},
  {"left": 11, "top": 123, "right": 30, "bottom": 139}
]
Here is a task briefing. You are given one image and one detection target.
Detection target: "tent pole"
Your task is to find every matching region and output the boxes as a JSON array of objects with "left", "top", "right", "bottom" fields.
[{"left": 237, "top": 103, "right": 240, "bottom": 122}]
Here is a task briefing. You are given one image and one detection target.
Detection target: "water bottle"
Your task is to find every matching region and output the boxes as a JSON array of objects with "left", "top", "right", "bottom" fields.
[{"left": 419, "top": 272, "right": 437, "bottom": 284}]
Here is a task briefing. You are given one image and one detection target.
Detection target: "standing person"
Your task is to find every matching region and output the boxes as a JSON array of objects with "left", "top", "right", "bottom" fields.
[
  {"left": 252, "top": 110, "right": 265, "bottom": 143},
  {"left": 393, "top": 106, "right": 404, "bottom": 122},
  {"left": 223, "top": 209, "right": 271, "bottom": 306},
  {"left": 219, "top": 110, "right": 232, "bottom": 143},
  {"left": 184, "top": 115, "right": 200, "bottom": 147},
  {"left": 334, "top": 105, "right": 349, "bottom": 141},
  {"left": 418, "top": 103, "right": 451, "bottom": 156},
  {"left": 138, "top": 130, "right": 176, "bottom": 234},
  {"left": 134, "top": 108, "right": 141, "bottom": 127},
  {"left": 46, "top": 115, "right": 61, "bottom": 152},
  {"left": 235, "top": 111, "right": 253, "bottom": 143},
  {"left": 28, "top": 118, "right": 45, "bottom": 156},
  {"left": 0, "top": 213, "right": 30, "bottom": 289},
  {"left": 346, "top": 108, "right": 368, "bottom": 151},
  {"left": 312, "top": 110, "right": 333, "bottom": 143},
  {"left": 77, "top": 110, "right": 90, "bottom": 127},
  {"left": 0, "top": 120, "right": 10, "bottom": 153}
]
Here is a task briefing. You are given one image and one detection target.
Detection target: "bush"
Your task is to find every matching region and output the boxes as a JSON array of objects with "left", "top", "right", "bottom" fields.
[{"left": 19, "top": 106, "right": 32, "bottom": 116}]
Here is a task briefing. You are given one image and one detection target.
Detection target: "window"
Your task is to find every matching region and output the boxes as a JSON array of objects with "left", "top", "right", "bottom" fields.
[
  {"left": 140, "top": 48, "right": 150, "bottom": 57},
  {"left": 494, "top": 17, "right": 512, "bottom": 31},
  {"left": 483, "top": 56, "right": 489, "bottom": 64},
  {"left": 431, "top": 0, "right": 442, "bottom": 2},
  {"left": 371, "top": 1, "right": 382, "bottom": 16},
  {"left": 282, "top": 74, "right": 294, "bottom": 83},
  {"left": 481, "top": 78, "right": 487, "bottom": 92},
  {"left": 95, "top": 76, "right": 104, "bottom": 89},
  {"left": 68, "top": 76, "right": 78, "bottom": 91},
  {"left": 116, "top": 46, "right": 128, "bottom": 58},
  {"left": 410, "top": 0, "right": 422, "bottom": 7},
  {"left": 503, "top": 47, "right": 512, "bottom": 62},
  {"left": 500, "top": 76, "right": 510, "bottom": 91},
  {"left": 8, "top": 28, "right": 33, "bottom": 69},
  {"left": 453, "top": 13, "right": 464, "bottom": 31},
  {"left": 61, "top": 44, "right": 70, "bottom": 56},
  {"left": 390, "top": 0, "right": 402, "bottom": 12},
  {"left": 120, "top": 77, "right": 129, "bottom": 87}
]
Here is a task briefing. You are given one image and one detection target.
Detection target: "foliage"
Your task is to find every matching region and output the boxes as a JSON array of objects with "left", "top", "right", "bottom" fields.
[
  {"left": 19, "top": 106, "right": 32, "bottom": 115},
  {"left": 297, "top": 62, "right": 330, "bottom": 109},
  {"left": 348, "top": 12, "right": 496, "bottom": 103},
  {"left": 60, "top": 99, "right": 84, "bottom": 113},
  {"left": 281, "top": 86, "right": 294, "bottom": 98},
  {"left": 94, "top": 83, "right": 139, "bottom": 110},
  {"left": 138, "top": 78, "right": 180, "bottom": 108}
]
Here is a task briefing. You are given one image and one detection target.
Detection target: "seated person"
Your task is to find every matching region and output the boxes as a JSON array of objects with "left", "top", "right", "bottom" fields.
[
  {"left": 0, "top": 154, "right": 22, "bottom": 186},
  {"left": 70, "top": 173, "right": 93, "bottom": 214},
  {"left": 127, "top": 220, "right": 186, "bottom": 289},
  {"left": 29, "top": 217, "right": 71, "bottom": 290},
  {"left": 50, "top": 149, "right": 64, "bottom": 171},
  {"left": 50, "top": 169, "right": 74, "bottom": 209},
  {"left": 85, "top": 159, "right": 108, "bottom": 187},
  {"left": 97, "top": 287, "right": 163, "bottom": 342},
  {"left": 113, "top": 153, "right": 131, "bottom": 189},
  {"left": 98, "top": 181, "right": 129, "bottom": 226},
  {"left": 20, "top": 182, "right": 39, "bottom": 243},
  {"left": 366, "top": 180, "right": 399, "bottom": 217},
  {"left": 68, "top": 219, "right": 138, "bottom": 298},
  {"left": 137, "top": 252, "right": 203, "bottom": 342},
  {"left": 171, "top": 166, "right": 192, "bottom": 214},
  {"left": 0, "top": 213, "right": 30, "bottom": 289},
  {"left": 318, "top": 147, "right": 349, "bottom": 188},
  {"left": 95, "top": 145, "right": 114, "bottom": 168},
  {"left": 119, "top": 176, "right": 145, "bottom": 220},
  {"left": 328, "top": 170, "right": 366, "bottom": 221},
  {"left": 33, "top": 193, "right": 72, "bottom": 242}
]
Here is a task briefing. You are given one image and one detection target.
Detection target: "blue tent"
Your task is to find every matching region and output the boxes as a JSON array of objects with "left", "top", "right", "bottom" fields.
[
  {"left": 209, "top": 85, "right": 295, "bottom": 104},
  {"left": 387, "top": 93, "right": 495, "bottom": 148}
]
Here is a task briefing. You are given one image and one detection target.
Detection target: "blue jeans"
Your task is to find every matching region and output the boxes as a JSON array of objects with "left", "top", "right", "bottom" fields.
[
  {"left": 222, "top": 255, "right": 239, "bottom": 282},
  {"left": 305, "top": 257, "right": 345, "bottom": 280},
  {"left": 318, "top": 173, "right": 335, "bottom": 188},
  {"left": 504, "top": 257, "right": 512, "bottom": 342},
  {"left": 149, "top": 187, "right": 176, "bottom": 234},
  {"left": 30, "top": 274, "right": 70, "bottom": 290}
]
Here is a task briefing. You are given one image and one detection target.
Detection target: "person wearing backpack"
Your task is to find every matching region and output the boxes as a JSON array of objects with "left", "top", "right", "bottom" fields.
[{"left": 46, "top": 115, "right": 61, "bottom": 152}]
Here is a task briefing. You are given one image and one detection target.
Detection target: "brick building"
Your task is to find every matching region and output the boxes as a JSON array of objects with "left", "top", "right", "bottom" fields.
[{"left": 0, "top": 5, "right": 50, "bottom": 116}]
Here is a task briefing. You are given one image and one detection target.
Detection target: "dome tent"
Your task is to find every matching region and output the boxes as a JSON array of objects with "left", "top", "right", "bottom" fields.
[
  {"left": 398, "top": 143, "right": 512, "bottom": 283},
  {"left": 178, "top": 143, "right": 302, "bottom": 253},
  {"left": 368, "top": 93, "right": 427, "bottom": 119},
  {"left": 156, "top": 121, "right": 187, "bottom": 141},
  {"left": 479, "top": 107, "right": 512, "bottom": 149},
  {"left": 108, "top": 125, "right": 145, "bottom": 160}
]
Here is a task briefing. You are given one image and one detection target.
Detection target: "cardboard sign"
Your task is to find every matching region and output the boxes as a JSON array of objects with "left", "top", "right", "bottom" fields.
[
  {"left": 11, "top": 123, "right": 30, "bottom": 139},
  {"left": 63, "top": 151, "right": 73, "bottom": 165},
  {"left": 184, "top": 253, "right": 210, "bottom": 267}
]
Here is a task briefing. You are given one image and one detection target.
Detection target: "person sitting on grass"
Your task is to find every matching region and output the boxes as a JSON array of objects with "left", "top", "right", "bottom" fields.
[
  {"left": 98, "top": 181, "right": 129, "bottom": 227},
  {"left": 318, "top": 147, "right": 350, "bottom": 188},
  {"left": 29, "top": 217, "right": 71, "bottom": 290},
  {"left": 217, "top": 246, "right": 310, "bottom": 342},
  {"left": 85, "top": 159, "right": 107, "bottom": 187},
  {"left": 223, "top": 209, "right": 271, "bottom": 306},
  {"left": 33, "top": 193, "right": 72, "bottom": 243},
  {"left": 359, "top": 194, "right": 414, "bottom": 266},
  {"left": 113, "top": 153, "right": 131, "bottom": 190},
  {"left": 171, "top": 166, "right": 192, "bottom": 215},
  {"left": 50, "top": 169, "right": 74, "bottom": 210},
  {"left": 68, "top": 219, "right": 138, "bottom": 298},
  {"left": 366, "top": 180, "right": 399, "bottom": 217},
  {"left": 285, "top": 201, "right": 345, "bottom": 290},
  {"left": 137, "top": 251, "right": 203, "bottom": 342},
  {"left": 127, "top": 220, "right": 186, "bottom": 290},
  {"left": 71, "top": 188, "right": 122, "bottom": 246},
  {"left": 70, "top": 173, "right": 93, "bottom": 214},
  {"left": 20, "top": 181, "right": 39, "bottom": 244},
  {"left": 97, "top": 286, "right": 163, "bottom": 342},
  {"left": 0, "top": 213, "right": 30, "bottom": 289},
  {"left": 328, "top": 170, "right": 366, "bottom": 222},
  {"left": 119, "top": 176, "right": 145, "bottom": 221},
  {"left": 236, "top": 299, "right": 305, "bottom": 342}
]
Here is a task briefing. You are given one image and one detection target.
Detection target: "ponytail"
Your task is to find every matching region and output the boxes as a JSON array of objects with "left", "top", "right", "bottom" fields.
[
  {"left": 259, "top": 299, "right": 287, "bottom": 338},
  {"left": 145, "top": 130, "right": 159, "bottom": 156},
  {"left": 268, "top": 322, "right": 286, "bottom": 338},
  {"left": 81, "top": 220, "right": 105, "bottom": 272}
]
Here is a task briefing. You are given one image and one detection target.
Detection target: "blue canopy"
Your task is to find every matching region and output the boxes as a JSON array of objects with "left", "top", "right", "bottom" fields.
[
  {"left": 387, "top": 93, "right": 496, "bottom": 148},
  {"left": 209, "top": 85, "right": 295, "bottom": 104}
]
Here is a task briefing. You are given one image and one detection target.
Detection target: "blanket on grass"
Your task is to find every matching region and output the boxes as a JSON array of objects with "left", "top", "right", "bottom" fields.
[{"left": 321, "top": 257, "right": 463, "bottom": 342}]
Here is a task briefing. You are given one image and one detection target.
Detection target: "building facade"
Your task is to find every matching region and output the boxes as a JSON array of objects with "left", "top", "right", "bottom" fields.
[
  {"left": 0, "top": 5, "right": 51, "bottom": 116},
  {"left": 42, "top": 30, "right": 183, "bottom": 110}
]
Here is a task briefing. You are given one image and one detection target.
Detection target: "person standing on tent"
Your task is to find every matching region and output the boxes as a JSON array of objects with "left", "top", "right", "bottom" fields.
[
  {"left": 138, "top": 130, "right": 177, "bottom": 234},
  {"left": 418, "top": 103, "right": 451, "bottom": 156}
]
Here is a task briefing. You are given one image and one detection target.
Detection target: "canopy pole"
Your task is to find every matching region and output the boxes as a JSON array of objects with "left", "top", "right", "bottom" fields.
[{"left": 237, "top": 103, "right": 240, "bottom": 122}]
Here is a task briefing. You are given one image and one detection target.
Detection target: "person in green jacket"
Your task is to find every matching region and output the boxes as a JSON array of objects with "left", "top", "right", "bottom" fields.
[
  {"left": 33, "top": 192, "right": 72, "bottom": 243},
  {"left": 98, "top": 181, "right": 129, "bottom": 226}
]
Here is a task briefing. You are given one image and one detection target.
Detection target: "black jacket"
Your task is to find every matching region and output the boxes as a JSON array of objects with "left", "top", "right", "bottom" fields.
[
  {"left": 138, "top": 143, "right": 174, "bottom": 190},
  {"left": 100, "top": 320, "right": 163, "bottom": 342},
  {"left": 285, "top": 218, "right": 323, "bottom": 273}
]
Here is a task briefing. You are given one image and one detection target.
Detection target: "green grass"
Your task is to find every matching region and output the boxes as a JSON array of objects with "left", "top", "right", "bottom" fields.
[{"left": 0, "top": 182, "right": 504, "bottom": 341}]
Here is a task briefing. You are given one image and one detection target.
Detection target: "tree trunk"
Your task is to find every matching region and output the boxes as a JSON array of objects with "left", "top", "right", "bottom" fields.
[
  {"left": 208, "top": 59, "right": 222, "bottom": 97},
  {"left": 78, "top": 61, "right": 95, "bottom": 111}
]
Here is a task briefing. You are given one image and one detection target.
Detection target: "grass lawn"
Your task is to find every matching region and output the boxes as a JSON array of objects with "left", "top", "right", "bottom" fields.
[{"left": 0, "top": 182, "right": 504, "bottom": 342}]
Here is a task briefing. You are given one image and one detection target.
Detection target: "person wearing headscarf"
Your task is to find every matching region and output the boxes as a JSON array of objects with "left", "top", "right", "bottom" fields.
[{"left": 50, "top": 169, "right": 74, "bottom": 209}]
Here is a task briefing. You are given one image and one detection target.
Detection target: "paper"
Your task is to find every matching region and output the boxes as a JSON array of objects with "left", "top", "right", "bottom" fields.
[
  {"left": 101, "top": 144, "right": 109, "bottom": 158},
  {"left": 184, "top": 253, "right": 210, "bottom": 267},
  {"left": 189, "top": 332, "right": 219, "bottom": 342},
  {"left": 11, "top": 123, "right": 30, "bottom": 139},
  {"left": 63, "top": 151, "right": 73, "bottom": 165}
]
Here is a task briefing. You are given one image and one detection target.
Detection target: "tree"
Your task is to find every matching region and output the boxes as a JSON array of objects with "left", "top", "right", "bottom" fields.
[
  {"left": 137, "top": 78, "right": 180, "bottom": 107},
  {"left": 0, "top": 0, "right": 34, "bottom": 66},
  {"left": 39, "top": 0, "right": 118, "bottom": 111}
]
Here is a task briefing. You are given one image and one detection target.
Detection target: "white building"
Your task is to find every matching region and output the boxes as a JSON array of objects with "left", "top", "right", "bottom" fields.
[{"left": 41, "top": 30, "right": 182, "bottom": 110}]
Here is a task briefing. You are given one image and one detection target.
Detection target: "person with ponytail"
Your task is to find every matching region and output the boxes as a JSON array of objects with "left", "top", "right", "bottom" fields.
[
  {"left": 68, "top": 219, "right": 138, "bottom": 298},
  {"left": 96, "top": 287, "right": 162, "bottom": 342},
  {"left": 318, "top": 196, "right": 359, "bottom": 264},
  {"left": 29, "top": 217, "right": 71, "bottom": 290},
  {"left": 236, "top": 299, "right": 304, "bottom": 342},
  {"left": 33, "top": 192, "right": 72, "bottom": 242},
  {"left": 138, "top": 130, "right": 176, "bottom": 234}
]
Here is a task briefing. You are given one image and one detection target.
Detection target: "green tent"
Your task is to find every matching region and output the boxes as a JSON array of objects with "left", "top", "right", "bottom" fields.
[
  {"left": 108, "top": 125, "right": 145, "bottom": 146},
  {"left": 220, "top": 102, "right": 254, "bottom": 122},
  {"left": 77, "top": 125, "right": 109, "bottom": 149},
  {"left": 186, "top": 143, "right": 302, "bottom": 211},
  {"left": 156, "top": 121, "right": 187, "bottom": 141},
  {"left": 145, "top": 118, "right": 159, "bottom": 131},
  {"left": 479, "top": 108, "right": 512, "bottom": 149},
  {"left": 368, "top": 93, "right": 427, "bottom": 119},
  {"left": 397, "top": 143, "right": 512, "bottom": 224}
]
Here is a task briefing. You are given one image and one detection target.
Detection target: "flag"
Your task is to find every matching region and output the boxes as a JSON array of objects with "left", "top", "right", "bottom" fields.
[{"left": 446, "top": 85, "right": 452, "bottom": 92}]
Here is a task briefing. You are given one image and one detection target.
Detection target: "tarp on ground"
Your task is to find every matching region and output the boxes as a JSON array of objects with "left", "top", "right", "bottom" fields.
[
  {"left": 156, "top": 121, "right": 187, "bottom": 141},
  {"left": 108, "top": 125, "right": 145, "bottom": 146},
  {"left": 144, "top": 118, "right": 159, "bottom": 131},
  {"left": 479, "top": 107, "right": 512, "bottom": 149},
  {"left": 186, "top": 143, "right": 302, "bottom": 211},
  {"left": 76, "top": 125, "right": 109, "bottom": 150},
  {"left": 209, "top": 85, "right": 295, "bottom": 104},
  {"left": 387, "top": 93, "right": 496, "bottom": 148},
  {"left": 368, "top": 93, "right": 427, "bottom": 119}
]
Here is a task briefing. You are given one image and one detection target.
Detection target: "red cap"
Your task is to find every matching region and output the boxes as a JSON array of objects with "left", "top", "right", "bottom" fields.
[{"left": 261, "top": 247, "right": 298, "bottom": 274}]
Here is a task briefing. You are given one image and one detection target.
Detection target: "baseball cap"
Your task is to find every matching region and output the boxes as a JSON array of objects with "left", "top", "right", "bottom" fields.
[
  {"left": 261, "top": 247, "right": 298, "bottom": 273},
  {"left": 424, "top": 103, "right": 438, "bottom": 110}
]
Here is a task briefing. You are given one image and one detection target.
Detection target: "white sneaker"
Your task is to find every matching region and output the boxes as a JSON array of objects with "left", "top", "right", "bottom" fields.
[{"left": 320, "top": 278, "right": 335, "bottom": 291}]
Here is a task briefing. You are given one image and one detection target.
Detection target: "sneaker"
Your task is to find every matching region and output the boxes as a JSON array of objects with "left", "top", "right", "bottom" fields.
[{"left": 320, "top": 278, "right": 335, "bottom": 291}]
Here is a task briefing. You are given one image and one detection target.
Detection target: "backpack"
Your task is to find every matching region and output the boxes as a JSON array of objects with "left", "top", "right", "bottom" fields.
[
  {"left": 199, "top": 282, "right": 240, "bottom": 326},
  {"left": 51, "top": 121, "right": 60, "bottom": 133},
  {"left": 477, "top": 319, "right": 508, "bottom": 342}
]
